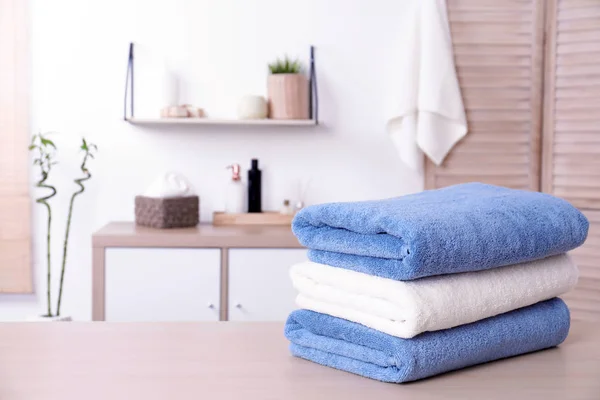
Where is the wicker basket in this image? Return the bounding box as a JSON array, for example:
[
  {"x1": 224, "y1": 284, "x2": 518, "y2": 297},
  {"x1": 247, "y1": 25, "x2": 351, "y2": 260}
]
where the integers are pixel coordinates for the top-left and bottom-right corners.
[{"x1": 135, "y1": 196, "x2": 199, "y2": 229}]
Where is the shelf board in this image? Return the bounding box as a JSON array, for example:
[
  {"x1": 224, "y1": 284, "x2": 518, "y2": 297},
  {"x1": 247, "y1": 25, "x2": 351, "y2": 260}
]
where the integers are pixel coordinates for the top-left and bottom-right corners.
[{"x1": 126, "y1": 118, "x2": 317, "y2": 127}]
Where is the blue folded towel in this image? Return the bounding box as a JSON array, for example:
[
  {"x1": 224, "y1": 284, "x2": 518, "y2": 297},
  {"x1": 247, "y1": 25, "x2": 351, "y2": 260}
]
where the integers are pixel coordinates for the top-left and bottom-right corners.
[
  {"x1": 285, "y1": 298, "x2": 570, "y2": 383},
  {"x1": 292, "y1": 183, "x2": 588, "y2": 280}
]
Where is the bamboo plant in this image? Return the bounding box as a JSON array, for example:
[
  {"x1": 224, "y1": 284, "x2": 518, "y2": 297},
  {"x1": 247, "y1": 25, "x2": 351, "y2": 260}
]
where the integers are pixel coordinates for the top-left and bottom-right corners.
[
  {"x1": 29, "y1": 133, "x2": 58, "y2": 317},
  {"x1": 29, "y1": 134, "x2": 97, "y2": 317},
  {"x1": 56, "y1": 139, "x2": 97, "y2": 316}
]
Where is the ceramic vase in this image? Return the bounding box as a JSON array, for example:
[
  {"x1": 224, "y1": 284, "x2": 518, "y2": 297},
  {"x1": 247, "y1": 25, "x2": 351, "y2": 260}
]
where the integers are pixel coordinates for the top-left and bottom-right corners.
[{"x1": 237, "y1": 95, "x2": 268, "y2": 119}]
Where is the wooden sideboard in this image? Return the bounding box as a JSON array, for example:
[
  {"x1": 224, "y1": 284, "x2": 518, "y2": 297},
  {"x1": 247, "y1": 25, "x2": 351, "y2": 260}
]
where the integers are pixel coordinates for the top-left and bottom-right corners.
[{"x1": 92, "y1": 222, "x2": 306, "y2": 322}]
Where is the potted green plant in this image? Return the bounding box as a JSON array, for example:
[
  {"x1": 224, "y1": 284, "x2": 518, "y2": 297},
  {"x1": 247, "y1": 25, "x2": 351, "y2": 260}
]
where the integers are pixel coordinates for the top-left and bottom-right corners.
[
  {"x1": 28, "y1": 133, "x2": 97, "y2": 321},
  {"x1": 267, "y1": 56, "x2": 309, "y2": 120}
]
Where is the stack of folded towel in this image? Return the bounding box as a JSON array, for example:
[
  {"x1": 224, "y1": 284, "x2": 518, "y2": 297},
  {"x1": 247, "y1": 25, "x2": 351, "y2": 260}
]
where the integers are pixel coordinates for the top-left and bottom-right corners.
[{"x1": 284, "y1": 183, "x2": 589, "y2": 383}]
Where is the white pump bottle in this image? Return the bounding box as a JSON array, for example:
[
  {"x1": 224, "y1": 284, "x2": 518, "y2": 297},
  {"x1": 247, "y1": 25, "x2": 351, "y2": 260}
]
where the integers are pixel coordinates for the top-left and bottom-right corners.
[{"x1": 224, "y1": 164, "x2": 246, "y2": 213}]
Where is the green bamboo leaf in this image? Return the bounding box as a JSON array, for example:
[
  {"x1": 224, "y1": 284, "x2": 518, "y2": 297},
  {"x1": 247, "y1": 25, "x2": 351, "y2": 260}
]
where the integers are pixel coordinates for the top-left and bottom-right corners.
[
  {"x1": 28, "y1": 145, "x2": 36, "y2": 150},
  {"x1": 41, "y1": 138, "x2": 56, "y2": 148}
]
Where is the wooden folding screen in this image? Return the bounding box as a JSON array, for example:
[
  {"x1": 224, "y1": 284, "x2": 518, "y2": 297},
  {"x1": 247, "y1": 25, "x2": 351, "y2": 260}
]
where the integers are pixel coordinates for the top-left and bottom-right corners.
[
  {"x1": 423, "y1": 0, "x2": 600, "y2": 321},
  {"x1": 543, "y1": 0, "x2": 600, "y2": 321},
  {"x1": 424, "y1": 0, "x2": 546, "y2": 191},
  {"x1": 0, "y1": 0, "x2": 32, "y2": 292}
]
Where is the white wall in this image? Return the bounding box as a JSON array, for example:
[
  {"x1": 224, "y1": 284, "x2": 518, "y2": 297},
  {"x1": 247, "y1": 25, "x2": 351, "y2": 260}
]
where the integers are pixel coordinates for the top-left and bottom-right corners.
[{"x1": 0, "y1": 0, "x2": 421, "y2": 320}]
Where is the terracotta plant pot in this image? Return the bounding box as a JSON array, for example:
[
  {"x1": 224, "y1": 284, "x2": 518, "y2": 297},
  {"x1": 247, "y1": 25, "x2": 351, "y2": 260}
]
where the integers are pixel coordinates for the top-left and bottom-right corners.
[{"x1": 267, "y1": 74, "x2": 309, "y2": 120}]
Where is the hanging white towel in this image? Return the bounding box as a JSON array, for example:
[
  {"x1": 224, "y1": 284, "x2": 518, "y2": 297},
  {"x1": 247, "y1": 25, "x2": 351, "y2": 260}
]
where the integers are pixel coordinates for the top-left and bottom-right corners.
[{"x1": 387, "y1": 0, "x2": 467, "y2": 170}]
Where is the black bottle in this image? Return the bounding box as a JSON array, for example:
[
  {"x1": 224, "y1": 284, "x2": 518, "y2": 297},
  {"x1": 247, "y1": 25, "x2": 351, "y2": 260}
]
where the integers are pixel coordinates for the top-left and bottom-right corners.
[{"x1": 247, "y1": 159, "x2": 262, "y2": 213}]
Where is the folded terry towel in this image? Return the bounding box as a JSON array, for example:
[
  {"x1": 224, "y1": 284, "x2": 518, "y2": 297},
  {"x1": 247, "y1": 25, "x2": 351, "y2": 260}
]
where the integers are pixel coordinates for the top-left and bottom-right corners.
[
  {"x1": 290, "y1": 254, "x2": 578, "y2": 338},
  {"x1": 292, "y1": 183, "x2": 588, "y2": 280},
  {"x1": 285, "y1": 298, "x2": 570, "y2": 383}
]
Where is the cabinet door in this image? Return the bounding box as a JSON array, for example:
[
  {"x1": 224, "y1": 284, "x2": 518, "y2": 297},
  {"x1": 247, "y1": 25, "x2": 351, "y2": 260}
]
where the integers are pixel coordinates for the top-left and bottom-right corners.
[
  {"x1": 105, "y1": 248, "x2": 220, "y2": 322},
  {"x1": 228, "y1": 249, "x2": 308, "y2": 321},
  {"x1": 424, "y1": 0, "x2": 545, "y2": 190}
]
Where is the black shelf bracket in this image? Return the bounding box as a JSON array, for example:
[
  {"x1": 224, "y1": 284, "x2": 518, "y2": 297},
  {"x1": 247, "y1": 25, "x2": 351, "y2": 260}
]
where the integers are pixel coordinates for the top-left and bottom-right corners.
[
  {"x1": 309, "y1": 45, "x2": 319, "y2": 125},
  {"x1": 124, "y1": 42, "x2": 134, "y2": 121}
]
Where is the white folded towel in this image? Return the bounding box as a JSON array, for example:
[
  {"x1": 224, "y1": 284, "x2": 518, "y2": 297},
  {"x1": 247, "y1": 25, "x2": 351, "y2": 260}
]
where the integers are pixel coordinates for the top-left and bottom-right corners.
[
  {"x1": 290, "y1": 254, "x2": 578, "y2": 339},
  {"x1": 387, "y1": 0, "x2": 467, "y2": 170}
]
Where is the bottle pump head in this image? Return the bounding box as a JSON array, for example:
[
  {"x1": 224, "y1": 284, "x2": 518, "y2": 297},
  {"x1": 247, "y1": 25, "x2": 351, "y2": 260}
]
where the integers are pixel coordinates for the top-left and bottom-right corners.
[
  {"x1": 251, "y1": 159, "x2": 259, "y2": 169},
  {"x1": 227, "y1": 164, "x2": 241, "y2": 181}
]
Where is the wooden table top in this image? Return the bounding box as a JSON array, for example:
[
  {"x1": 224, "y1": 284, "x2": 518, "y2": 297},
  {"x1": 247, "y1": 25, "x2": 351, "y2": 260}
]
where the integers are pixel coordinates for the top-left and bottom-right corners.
[
  {"x1": 1, "y1": 322, "x2": 599, "y2": 400},
  {"x1": 92, "y1": 221, "x2": 302, "y2": 248}
]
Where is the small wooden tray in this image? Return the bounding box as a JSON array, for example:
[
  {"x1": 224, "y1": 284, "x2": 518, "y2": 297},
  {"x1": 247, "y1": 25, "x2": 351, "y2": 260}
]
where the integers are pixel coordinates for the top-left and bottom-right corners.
[{"x1": 212, "y1": 211, "x2": 294, "y2": 226}]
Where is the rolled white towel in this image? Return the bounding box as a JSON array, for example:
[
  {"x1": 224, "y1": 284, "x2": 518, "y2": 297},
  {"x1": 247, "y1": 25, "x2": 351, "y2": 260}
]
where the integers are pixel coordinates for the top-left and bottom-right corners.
[{"x1": 290, "y1": 254, "x2": 578, "y2": 339}]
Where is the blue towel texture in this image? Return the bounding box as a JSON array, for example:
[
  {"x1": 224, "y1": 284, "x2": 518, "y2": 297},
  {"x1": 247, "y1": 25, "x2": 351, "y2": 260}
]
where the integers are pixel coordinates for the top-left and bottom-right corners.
[
  {"x1": 285, "y1": 299, "x2": 570, "y2": 383},
  {"x1": 292, "y1": 183, "x2": 588, "y2": 280}
]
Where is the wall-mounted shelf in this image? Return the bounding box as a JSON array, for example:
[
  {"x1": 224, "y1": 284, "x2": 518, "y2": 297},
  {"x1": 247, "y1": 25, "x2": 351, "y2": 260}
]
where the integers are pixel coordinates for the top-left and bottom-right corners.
[
  {"x1": 126, "y1": 118, "x2": 317, "y2": 127},
  {"x1": 124, "y1": 43, "x2": 319, "y2": 125}
]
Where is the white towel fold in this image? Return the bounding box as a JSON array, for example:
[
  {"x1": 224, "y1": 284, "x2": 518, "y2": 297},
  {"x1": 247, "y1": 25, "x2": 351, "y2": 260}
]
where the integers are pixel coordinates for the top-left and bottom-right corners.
[
  {"x1": 290, "y1": 254, "x2": 578, "y2": 339},
  {"x1": 387, "y1": 0, "x2": 467, "y2": 170}
]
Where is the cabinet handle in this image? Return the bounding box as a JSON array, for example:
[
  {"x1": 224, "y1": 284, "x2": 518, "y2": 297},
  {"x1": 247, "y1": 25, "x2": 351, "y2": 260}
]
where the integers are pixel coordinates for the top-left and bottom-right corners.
[
  {"x1": 207, "y1": 303, "x2": 215, "y2": 309},
  {"x1": 235, "y1": 303, "x2": 242, "y2": 309}
]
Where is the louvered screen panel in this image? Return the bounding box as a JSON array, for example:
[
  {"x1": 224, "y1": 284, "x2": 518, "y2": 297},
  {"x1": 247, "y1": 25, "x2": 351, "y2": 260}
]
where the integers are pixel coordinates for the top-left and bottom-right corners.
[
  {"x1": 543, "y1": 0, "x2": 600, "y2": 321},
  {"x1": 0, "y1": 0, "x2": 32, "y2": 292},
  {"x1": 424, "y1": 0, "x2": 545, "y2": 190},
  {"x1": 563, "y1": 210, "x2": 600, "y2": 322},
  {"x1": 542, "y1": 0, "x2": 600, "y2": 208}
]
